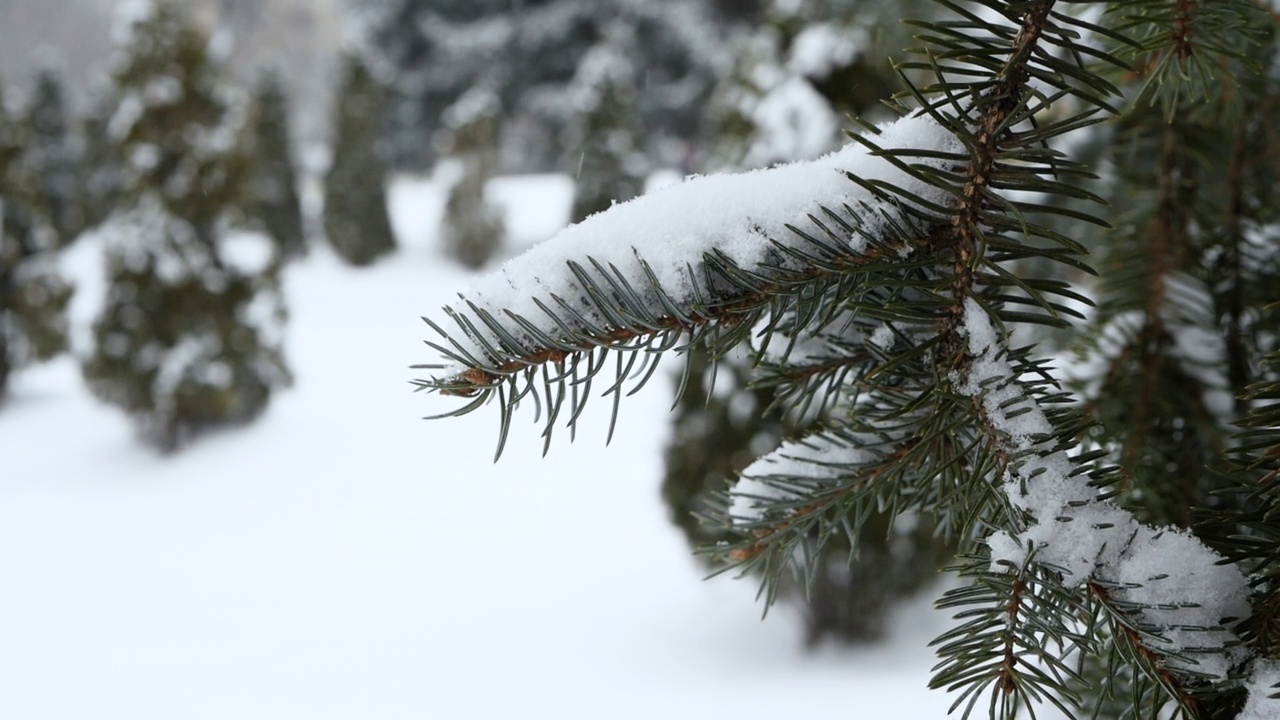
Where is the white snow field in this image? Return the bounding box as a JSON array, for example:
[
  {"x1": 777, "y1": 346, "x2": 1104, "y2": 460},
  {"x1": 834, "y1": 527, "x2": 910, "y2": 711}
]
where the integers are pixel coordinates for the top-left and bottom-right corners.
[{"x1": 0, "y1": 174, "x2": 960, "y2": 719}]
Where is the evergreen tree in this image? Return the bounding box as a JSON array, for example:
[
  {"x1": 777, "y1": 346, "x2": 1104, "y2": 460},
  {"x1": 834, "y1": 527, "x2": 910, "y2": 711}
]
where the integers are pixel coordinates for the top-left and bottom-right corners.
[
  {"x1": 79, "y1": 85, "x2": 124, "y2": 230},
  {"x1": 21, "y1": 62, "x2": 83, "y2": 245},
  {"x1": 564, "y1": 31, "x2": 647, "y2": 225},
  {"x1": 323, "y1": 52, "x2": 396, "y2": 267},
  {"x1": 702, "y1": 0, "x2": 931, "y2": 171},
  {"x1": 0, "y1": 82, "x2": 72, "y2": 401},
  {"x1": 440, "y1": 86, "x2": 504, "y2": 270},
  {"x1": 83, "y1": 2, "x2": 290, "y2": 451},
  {"x1": 358, "y1": 0, "x2": 726, "y2": 172},
  {"x1": 415, "y1": 1, "x2": 1280, "y2": 717},
  {"x1": 249, "y1": 70, "x2": 306, "y2": 261}
]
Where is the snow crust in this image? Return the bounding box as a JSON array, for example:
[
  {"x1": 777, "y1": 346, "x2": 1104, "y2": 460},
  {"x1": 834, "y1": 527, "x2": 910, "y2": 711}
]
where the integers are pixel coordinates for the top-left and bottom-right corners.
[
  {"x1": 441, "y1": 113, "x2": 962, "y2": 367},
  {"x1": 959, "y1": 299, "x2": 1249, "y2": 678}
]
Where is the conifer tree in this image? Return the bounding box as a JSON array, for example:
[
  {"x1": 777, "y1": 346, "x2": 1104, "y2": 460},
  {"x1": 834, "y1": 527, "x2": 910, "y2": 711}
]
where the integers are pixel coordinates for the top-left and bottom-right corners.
[
  {"x1": 440, "y1": 86, "x2": 504, "y2": 270},
  {"x1": 249, "y1": 70, "x2": 306, "y2": 261},
  {"x1": 83, "y1": 1, "x2": 290, "y2": 451},
  {"x1": 323, "y1": 52, "x2": 396, "y2": 267},
  {"x1": 358, "y1": 0, "x2": 725, "y2": 171},
  {"x1": 0, "y1": 81, "x2": 72, "y2": 401},
  {"x1": 21, "y1": 63, "x2": 83, "y2": 245},
  {"x1": 79, "y1": 87, "x2": 124, "y2": 230},
  {"x1": 564, "y1": 33, "x2": 648, "y2": 225}
]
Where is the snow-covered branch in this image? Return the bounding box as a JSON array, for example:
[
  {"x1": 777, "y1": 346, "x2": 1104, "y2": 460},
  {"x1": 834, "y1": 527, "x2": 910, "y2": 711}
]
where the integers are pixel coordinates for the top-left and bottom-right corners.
[
  {"x1": 959, "y1": 299, "x2": 1250, "y2": 679},
  {"x1": 417, "y1": 112, "x2": 963, "y2": 393}
]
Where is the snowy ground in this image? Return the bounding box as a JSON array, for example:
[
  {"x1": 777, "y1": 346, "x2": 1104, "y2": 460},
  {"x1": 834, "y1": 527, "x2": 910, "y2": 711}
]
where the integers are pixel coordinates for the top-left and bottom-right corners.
[{"x1": 0, "y1": 174, "x2": 961, "y2": 719}]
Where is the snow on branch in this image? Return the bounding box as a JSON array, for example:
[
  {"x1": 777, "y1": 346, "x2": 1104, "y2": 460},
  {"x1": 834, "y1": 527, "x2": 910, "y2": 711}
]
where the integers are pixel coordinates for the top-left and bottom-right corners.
[
  {"x1": 959, "y1": 299, "x2": 1250, "y2": 679},
  {"x1": 418, "y1": 113, "x2": 963, "y2": 393},
  {"x1": 1240, "y1": 660, "x2": 1280, "y2": 720},
  {"x1": 729, "y1": 431, "x2": 880, "y2": 523}
]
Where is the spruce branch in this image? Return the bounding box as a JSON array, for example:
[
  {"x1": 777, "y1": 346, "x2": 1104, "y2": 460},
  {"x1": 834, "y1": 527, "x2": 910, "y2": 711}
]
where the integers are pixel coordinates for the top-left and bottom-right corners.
[
  {"x1": 412, "y1": 1, "x2": 1277, "y2": 716},
  {"x1": 414, "y1": 114, "x2": 967, "y2": 451}
]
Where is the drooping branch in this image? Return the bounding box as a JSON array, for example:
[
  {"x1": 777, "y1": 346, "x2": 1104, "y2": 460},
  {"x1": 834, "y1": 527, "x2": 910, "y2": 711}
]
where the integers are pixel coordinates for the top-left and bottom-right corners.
[
  {"x1": 960, "y1": 299, "x2": 1250, "y2": 683},
  {"x1": 414, "y1": 113, "x2": 971, "y2": 453}
]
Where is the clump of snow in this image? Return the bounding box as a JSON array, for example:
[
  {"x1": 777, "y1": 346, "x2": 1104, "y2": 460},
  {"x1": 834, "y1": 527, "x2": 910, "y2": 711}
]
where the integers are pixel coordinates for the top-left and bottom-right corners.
[
  {"x1": 436, "y1": 112, "x2": 963, "y2": 368},
  {"x1": 787, "y1": 23, "x2": 863, "y2": 79},
  {"x1": 108, "y1": 94, "x2": 145, "y2": 142},
  {"x1": 959, "y1": 299, "x2": 1249, "y2": 678},
  {"x1": 1240, "y1": 660, "x2": 1280, "y2": 720},
  {"x1": 730, "y1": 432, "x2": 872, "y2": 521},
  {"x1": 111, "y1": 0, "x2": 155, "y2": 46},
  {"x1": 442, "y1": 86, "x2": 500, "y2": 132},
  {"x1": 869, "y1": 323, "x2": 895, "y2": 350},
  {"x1": 142, "y1": 76, "x2": 184, "y2": 107},
  {"x1": 220, "y1": 230, "x2": 276, "y2": 276},
  {"x1": 153, "y1": 332, "x2": 221, "y2": 414},
  {"x1": 744, "y1": 76, "x2": 841, "y2": 167},
  {"x1": 239, "y1": 289, "x2": 285, "y2": 349}
]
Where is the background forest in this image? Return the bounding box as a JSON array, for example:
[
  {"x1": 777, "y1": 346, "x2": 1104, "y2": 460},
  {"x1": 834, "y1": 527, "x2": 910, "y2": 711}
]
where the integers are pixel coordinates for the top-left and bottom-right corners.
[{"x1": 1, "y1": 0, "x2": 1279, "y2": 718}]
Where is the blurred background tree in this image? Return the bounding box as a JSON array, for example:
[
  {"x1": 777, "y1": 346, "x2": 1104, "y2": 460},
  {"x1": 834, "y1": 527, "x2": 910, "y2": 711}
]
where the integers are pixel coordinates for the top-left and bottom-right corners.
[
  {"x1": 0, "y1": 79, "x2": 72, "y2": 402},
  {"x1": 563, "y1": 25, "x2": 647, "y2": 224},
  {"x1": 248, "y1": 69, "x2": 306, "y2": 262},
  {"x1": 21, "y1": 61, "x2": 85, "y2": 246},
  {"x1": 78, "y1": 87, "x2": 124, "y2": 232},
  {"x1": 439, "y1": 85, "x2": 505, "y2": 270},
  {"x1": 81, "y1": 1, "x2": 290, "y2": 451},
  {"x1": 323, "y1": 51, "x2": 397, "y2": 267},
  {"x1": 356, "y1": 0, "x2": 726, "y2": 173}
]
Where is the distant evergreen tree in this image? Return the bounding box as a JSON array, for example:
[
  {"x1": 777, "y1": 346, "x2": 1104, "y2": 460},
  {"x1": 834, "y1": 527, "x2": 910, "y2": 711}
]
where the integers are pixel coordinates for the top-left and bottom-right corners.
[
  {"x1": 21, "y1": 63, "x2": 84, "y2": 245},
  {"x1": 83, "y1": 2, "x2": 290, "y2": 451},
  {"x1": 564, "y1": 33, "x2": 647, "y2": 224},
  {"x1": 702, "y1": 0, "x2": 921, "y2": 171},
  {"x1": 701, "y1": 29, "x2": 787, "y2": 172},
  {"x1": 248, "y1": 70, "x2": 306, "y2": 261},
  {"x1": 440, "y1": 86, "x2": 504, "y2": 270},
  {"x1": 323, "y1": 52, "x2": 396, "y2": 267},
  {"x1": 79, "y1": 86, "x2": 124, "y2": 230},
  {"x1": 0, "y1": 81, "x2": 72, "y2": 401},
  {"x1": 359, "y1": 0, "x2": 725, "y2": 172},
  {"x1": 352, "y1": 0, "x2": 514, "y2": 169}
]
